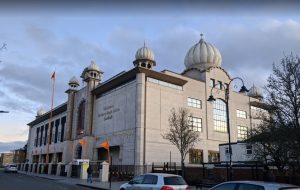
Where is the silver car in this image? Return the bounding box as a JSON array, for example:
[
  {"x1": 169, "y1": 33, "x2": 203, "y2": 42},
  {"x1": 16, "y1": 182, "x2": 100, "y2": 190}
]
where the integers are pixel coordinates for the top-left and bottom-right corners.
[
  {"x1": 120, "y1": 173, "x2": 189, "y2": 190},
  {"x1": 209, "y1": 181, "x2": 300, "y2": 190},
  {"x1": 4, "y1": 164, "x2": 18, "y2": 173}
]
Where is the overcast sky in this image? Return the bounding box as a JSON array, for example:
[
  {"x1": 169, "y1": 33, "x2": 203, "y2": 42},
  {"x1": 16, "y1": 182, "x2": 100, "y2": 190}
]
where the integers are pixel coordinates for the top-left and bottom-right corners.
[{"x1": 1, "y1": 1, "x2": 300, "y2": 152}]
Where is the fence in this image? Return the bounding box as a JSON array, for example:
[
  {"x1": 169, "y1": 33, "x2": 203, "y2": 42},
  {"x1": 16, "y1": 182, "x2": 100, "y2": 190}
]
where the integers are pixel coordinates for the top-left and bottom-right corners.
[
  {"x1": 110, "y1": 165, "x2": 151, "y2": 181},
  {"x1": 90, "y1": 161, "x2": 102, "y2": 178}
]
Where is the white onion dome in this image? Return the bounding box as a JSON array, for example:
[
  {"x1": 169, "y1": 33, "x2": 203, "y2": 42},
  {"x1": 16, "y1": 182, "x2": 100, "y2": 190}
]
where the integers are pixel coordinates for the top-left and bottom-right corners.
[
  {"x1": 87, "y1": 61, "x2": 101, "y2": 72},
  {"x1": 135, "y1": 43, "x2": 155, "y2": 62},
  {"x1": 248, "y1": 85, "x2": 263, "y2": 99},
  {"x1": 37, "y1": 108, "x2": 46, "y2": 116},
  {"x1": 184, "y1": 36, "x2": 222, "y2": 70},
  {"x1": 68, "y1": 76, "x2": 79, "y2": 86}
]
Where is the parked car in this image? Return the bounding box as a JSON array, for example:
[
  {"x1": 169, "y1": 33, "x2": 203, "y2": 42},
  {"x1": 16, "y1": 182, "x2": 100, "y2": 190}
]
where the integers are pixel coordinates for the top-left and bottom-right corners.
[
  {"x1": 4, "y1": 164, "x2": 18, "y2": 173},
  {"x1": 209, "y1": 181, "x2": 300, "y2": 190},
  {"x1": 120, "y1": 173, "x2": 189, "y2": 190}
]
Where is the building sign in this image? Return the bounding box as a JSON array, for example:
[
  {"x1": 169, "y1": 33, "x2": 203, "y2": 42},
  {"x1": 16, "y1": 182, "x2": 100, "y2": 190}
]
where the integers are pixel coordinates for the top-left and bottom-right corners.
[{"x1": 97, "y1": 105, "x2": 120, "y2": 121}]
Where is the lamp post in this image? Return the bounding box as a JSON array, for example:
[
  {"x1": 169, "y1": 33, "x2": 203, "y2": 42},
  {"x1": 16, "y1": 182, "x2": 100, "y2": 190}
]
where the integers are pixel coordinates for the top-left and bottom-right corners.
[{"x1": 207, "y1": 77, "x2": 248, "y2": 181}]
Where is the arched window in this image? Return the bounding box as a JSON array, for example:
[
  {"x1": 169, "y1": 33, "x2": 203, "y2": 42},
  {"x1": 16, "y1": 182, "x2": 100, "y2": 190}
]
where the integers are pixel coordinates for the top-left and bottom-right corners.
[
  {"x1": 213, "y1": 99, "x2": 227, "y2": 132},
  {"x1": 77, "y1": 100, "x2": 85, "y2": 135},
  {"x1": 141, "y1": 62, "x2": 146, "y2": 67}
]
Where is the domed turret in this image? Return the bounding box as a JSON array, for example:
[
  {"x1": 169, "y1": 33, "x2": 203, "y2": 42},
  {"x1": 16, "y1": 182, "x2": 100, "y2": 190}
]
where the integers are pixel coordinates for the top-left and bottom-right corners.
[
  {"x1": 81, "y1": 61, "x2": 103, "y2": 82},
  {"x1": 184, "y1": 34, "x2": 222, "y2": 71},
  {"x1": 248, "y1": 84, "x2": 263, "y2": 100},
  {"x1": 133, "y1": 42, "x2": 156, "y2": 69},
  {"x1": 68, "y1": 76, "x2": 79, "y2": 90},
  {"x1": 37, "y1": 108, "x2": 46, "y2": 117}
]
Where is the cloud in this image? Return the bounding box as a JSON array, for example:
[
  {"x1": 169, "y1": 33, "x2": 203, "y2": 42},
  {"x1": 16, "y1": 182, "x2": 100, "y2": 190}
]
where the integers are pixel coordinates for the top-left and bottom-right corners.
[{"x1": 0, "y1": 141, "x2": 27, "y2": 153}]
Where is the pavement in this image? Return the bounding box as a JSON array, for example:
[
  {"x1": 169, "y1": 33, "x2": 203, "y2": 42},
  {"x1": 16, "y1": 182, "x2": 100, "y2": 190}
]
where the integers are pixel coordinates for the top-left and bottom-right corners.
[{"x1": 17, "y1": 170, "x2": 126, "y2": 190}]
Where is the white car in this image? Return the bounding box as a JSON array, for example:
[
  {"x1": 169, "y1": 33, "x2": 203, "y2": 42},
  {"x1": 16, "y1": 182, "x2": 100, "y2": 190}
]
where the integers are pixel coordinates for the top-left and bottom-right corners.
[
  {"x1": 4, "y1": 164, "x2": 18, "y2": 173},
  {"x1": 209, "y1": 181, "x2": 300, "y2": 190},
  {"x1": 120, "y1": 173, "x2": 189, "y2": 190}
]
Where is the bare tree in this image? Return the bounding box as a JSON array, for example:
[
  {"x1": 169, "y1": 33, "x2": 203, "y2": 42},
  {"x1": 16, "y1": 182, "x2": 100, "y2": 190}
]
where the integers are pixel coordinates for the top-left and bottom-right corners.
[
  {"x1": 162, "y1": 107, "x2": 199, "y2": 177},
  {"x1": 248, "y1": 54, "x2": 300, "y2": 175}
]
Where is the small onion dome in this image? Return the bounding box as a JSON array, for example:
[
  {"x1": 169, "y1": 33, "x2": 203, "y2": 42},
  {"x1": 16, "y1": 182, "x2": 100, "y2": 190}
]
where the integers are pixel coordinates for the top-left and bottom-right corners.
[
  {"x1": 68, "y1": 76, "x2": 79, "y2": 86},
  {"x1": 37, "y1": 108, "x2": 46, "y2": 116},
  {"x1": 135, "y1": 43, "x2": 155, "y2": 62},
  {"x1": 87, "y1": 61, "x2": 102, "y2": 73},
  {"x1": 184, "y1": 34, "x2": 222, "y2": 70},
  {"x1": 248, "y1": 84, "x2": 263, "y2": 99}
]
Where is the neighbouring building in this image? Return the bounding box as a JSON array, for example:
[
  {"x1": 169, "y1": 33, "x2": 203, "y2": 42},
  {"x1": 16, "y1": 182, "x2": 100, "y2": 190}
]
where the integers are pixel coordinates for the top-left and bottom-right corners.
[
  {"x1": 26, "y1": 36, "x2": 267, "y2": 167},
  {"x1": 0, "y1": 152, "x2": 14, "y2": 166},
  {"x1": 13, "y1": 147, "x2": 27, "y2": 164}
]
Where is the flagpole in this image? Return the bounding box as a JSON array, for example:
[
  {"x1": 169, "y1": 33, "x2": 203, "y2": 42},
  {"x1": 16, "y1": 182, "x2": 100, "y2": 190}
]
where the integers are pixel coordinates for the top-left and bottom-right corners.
[{"x1": 46, "y1": 72, "x2": 56, "y2": 164}]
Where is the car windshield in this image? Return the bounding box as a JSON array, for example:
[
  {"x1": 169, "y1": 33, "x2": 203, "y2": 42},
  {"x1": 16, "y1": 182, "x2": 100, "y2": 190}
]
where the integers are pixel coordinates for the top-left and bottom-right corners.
[{"x1": 164, "y1": 176, "x2": 187, "y2": 185}]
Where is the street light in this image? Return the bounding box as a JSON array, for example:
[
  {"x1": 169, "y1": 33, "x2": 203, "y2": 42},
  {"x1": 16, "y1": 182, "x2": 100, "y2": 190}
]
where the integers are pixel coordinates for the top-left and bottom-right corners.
[{"x1": 207, "y1": 77, "x2": 248, "y2": 181}]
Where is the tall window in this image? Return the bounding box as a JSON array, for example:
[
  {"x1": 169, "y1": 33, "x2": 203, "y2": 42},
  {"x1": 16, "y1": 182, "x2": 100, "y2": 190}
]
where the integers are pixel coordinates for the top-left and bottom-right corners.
[
  {"x1": 189, "y1": 149, "x2": 203, "y2": 164},
  {"x1": 189, "y1": 116, "x2": 202, "y2": 132},
  {"x1": 218, "y1": 81, "x2": 222, "y2": 90},
  {"x1": 237, "y1": 110, "x2": 247, "y2": 119},
  {"x1": 213, "y1": 99, "x2": 227, "y2": 132},
  {"x1": 210, "y1": 78, "x2": 215, "y2": 87},
  {"x1": 187, "y1": 97, "x2": 201, "y2": 109},
  {"x1": 77, "y1": 100, "x2": 86, "y2": 135},
  {"x1": 237, "y1": 126, "x2": 248, "y2": 140},
  {"x1": 60, "y1": 116, "x2": 66, "y2": 142}
]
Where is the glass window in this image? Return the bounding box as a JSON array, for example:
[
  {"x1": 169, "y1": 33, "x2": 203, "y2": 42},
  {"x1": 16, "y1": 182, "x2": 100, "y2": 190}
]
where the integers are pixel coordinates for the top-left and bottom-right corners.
[
  {"x1": 189, "y1": 116, "x2": 202, "y2": 132},
  {"x1": 213, "y1": 99, "x2": 227, "y2": 132},
  {"x1": 237, "y1": 126, "x2": 248, "y2": 140},
  {"x1": 208, "y1": 151, "x2": 220, "y2": 163},
  {"x1": 212, "y1": 183, "x2": 236, "y2": 190},
  {"x1": 142, "y1": 175, "x2": 158, "y2": 184},
  {"x1": 132, "y1": 175, "x2": 144, "y2": 184},
  {"x1": 77, "y1": 100, "x2": 86, "y2": 136},
  {"x1": 189, "y1": 149, "x2": 203, "y2": 164},
  {"x1": 225, "y1": 147, "x2": 229, "y2": 155},
  {"x1": 218, "y1": 81, "x2": 222, "y2": 90},
  {"x1": 246, "y1": 145, "x2": 252, "y2": 155},
  {"x1": 187, "y1": 97, "x2": 202, "y2": 109},
  {"x1": 237, "y1": 110, "x2": 247, "y2": 119},
  {"x1": 164, "y1": 176, "x2": 187, "y2": 185},
  {"x1": 210, "y1": 78, "x2": 215, "y2": 87},
  {"x1": 238, "y1": 184, "x2": 264, "y2": 190}
]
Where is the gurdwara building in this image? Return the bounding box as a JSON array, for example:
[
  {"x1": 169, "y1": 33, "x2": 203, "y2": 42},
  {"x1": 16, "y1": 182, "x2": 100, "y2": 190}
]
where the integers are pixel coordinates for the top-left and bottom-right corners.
[{"x1": 26, "y1": 36, "x2": 265, "y2": 166}]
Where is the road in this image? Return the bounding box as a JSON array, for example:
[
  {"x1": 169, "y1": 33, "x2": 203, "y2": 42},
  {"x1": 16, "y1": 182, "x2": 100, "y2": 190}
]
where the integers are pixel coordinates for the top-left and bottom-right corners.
[{"x1": 0, "y1": 169, "x2": 91, "y2": 190}]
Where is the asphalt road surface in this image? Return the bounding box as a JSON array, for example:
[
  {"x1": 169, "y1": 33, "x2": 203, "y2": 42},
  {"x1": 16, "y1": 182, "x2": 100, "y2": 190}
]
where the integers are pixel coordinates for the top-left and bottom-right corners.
[{"x1": 0, "y1": 169, "x2": 91, "y2": 190}]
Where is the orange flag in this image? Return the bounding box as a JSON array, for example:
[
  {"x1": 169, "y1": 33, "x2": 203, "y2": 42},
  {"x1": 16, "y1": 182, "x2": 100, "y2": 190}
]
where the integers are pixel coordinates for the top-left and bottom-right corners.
[
  {"x1": 79, "y1": 139, "x2": 87, "y2": 145},
  {"x1": 100, "y1": 140, "x2": 109, "y2": 150}
]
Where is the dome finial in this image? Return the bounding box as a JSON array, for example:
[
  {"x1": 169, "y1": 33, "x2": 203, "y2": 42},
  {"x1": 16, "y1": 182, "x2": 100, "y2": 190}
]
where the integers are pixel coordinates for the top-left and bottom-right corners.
[
  {"x1": 144, "y1": 40, "x2": 146, "y2": 47},
  {"x1": 200, "y1": 33, "x2": 204, "y2": 39}
]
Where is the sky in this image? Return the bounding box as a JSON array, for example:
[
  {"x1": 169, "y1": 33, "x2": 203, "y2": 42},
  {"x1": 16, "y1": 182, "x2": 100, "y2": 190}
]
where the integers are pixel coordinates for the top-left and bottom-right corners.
[{"x1": 1, "y1": 1, "x2": 300, "y2": 152}]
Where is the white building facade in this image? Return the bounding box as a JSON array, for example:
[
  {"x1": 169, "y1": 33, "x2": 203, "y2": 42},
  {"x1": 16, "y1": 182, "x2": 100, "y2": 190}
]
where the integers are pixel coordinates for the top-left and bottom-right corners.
[{"x1": 26, "y1": 37, "x2": 266, "y2": 167}]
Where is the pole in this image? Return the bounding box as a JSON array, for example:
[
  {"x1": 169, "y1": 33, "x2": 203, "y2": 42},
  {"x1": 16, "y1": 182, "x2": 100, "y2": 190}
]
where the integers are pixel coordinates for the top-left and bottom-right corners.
[
  {"x1": 46, "y1": 73, "x2": 55, "y2": 164},
  {"x1": 225, "y1": 88, "x2": 233, "y2": 181}
]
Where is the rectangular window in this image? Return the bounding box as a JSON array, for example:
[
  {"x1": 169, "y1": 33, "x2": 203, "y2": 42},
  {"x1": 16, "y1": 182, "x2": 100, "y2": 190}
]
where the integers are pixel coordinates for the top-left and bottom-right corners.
[
  {"x1": 44, "y1": 124, "x2": 48, "y2": 145},
  {"x1": 40, "y1": 125, "x2": 44, "y2": 146},
  {"x1": 236, "y1": 110, "x2": 247, "y2": 119},
  {"x1": 246, "y1": 145, "x2": 252, "y2": 155},
  {"x1": 208, "y1": 151, "x2": 220, "y2": 163},
  {"x1": 187, "y1": 97, "x2": 202, "y2": 109},
  {"x1": 189, "y1": 116, "x2": 202, "y2": 132},
  {"x1": 55, "y1": 119, "x2": 60, "y2": 143},
  {"x1": 36, "y1": 127, "x2": 40, "y2": 147},
  {"x1": 61, "y1": 116, "x2": 66, "y2": 142},
  {"x1": 237, "y1": 126, "x2": 248, "y2": 140},
  {"x1": 225, "y1": 147, "x2": 229, "y2": 155},
  {"x1": 210, "y1": 78, "x2": 215, "y2": 87},
  {"x1": 189, "y1": 149, "x2": 203, "y2": 164},
  {"x1": 218, "y1": 81, "x2": 222, "y2": 90}
]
